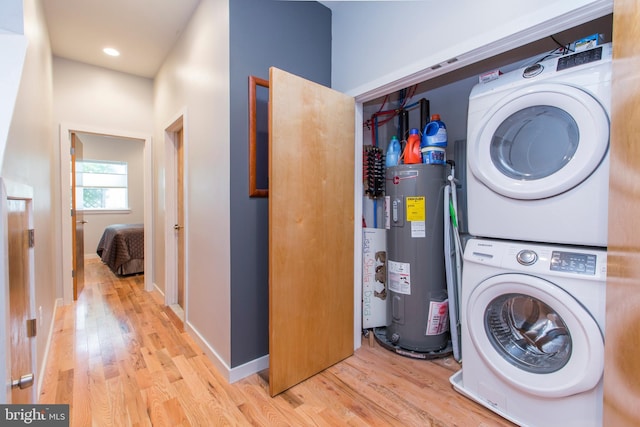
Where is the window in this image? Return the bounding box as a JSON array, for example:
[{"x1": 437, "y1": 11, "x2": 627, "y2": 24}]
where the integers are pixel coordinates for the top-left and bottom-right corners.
[{"x1": 76, "y1": 160, "x2": 128, "y2": 210}]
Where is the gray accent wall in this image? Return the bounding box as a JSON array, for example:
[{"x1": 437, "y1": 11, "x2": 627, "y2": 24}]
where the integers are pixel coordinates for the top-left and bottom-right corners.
[{"x1": 229, "y1": 0, "x2": 331, "y2": 367}]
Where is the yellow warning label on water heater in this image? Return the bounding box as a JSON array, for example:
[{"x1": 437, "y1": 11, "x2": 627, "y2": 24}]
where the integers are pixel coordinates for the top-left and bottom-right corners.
[{"x1": 405, "y1": 196, "x2": 426, "y2": 221}]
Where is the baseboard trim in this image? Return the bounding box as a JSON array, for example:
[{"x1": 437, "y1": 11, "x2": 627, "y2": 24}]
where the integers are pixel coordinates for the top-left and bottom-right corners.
[
  {"x1": 183, "y1": 321, "x2": 269, "y2": 384},
  {"x1": 229, "y1": 354, "x2": 269, "y2": 384},
  {"x1": 153, "y1": 282, "x2": 164, "y2": 296},
  {"x1": 184, "y1": 321, "x2": 231, "y2": 381}
]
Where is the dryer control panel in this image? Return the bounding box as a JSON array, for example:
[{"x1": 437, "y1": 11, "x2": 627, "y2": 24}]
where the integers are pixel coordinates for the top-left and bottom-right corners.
[{"x1": 557, "y1": 46, "x2": 603, "y2": 71}]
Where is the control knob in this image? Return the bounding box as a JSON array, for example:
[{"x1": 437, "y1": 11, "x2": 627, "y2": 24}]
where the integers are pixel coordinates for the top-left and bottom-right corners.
[{"x1": 517, "y1": 249, "x2": 538, "y2": 266}]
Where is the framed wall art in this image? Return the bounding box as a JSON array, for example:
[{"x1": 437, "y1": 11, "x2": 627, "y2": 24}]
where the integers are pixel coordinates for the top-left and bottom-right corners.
[{"x1": 249, "y1": 75, "x2": 269, "y2": 197}]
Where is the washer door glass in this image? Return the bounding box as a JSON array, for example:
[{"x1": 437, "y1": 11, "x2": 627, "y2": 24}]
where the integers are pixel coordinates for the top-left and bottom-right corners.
[
  {"x1": 466, "y1": 274, "x2": 603, "y2": 398},
  {"x1": 485, "y1": 293, "x2": 571, "y2": 374},
  {"x1": 468, "y1": 83, "x2": 609, "y2": 200}
]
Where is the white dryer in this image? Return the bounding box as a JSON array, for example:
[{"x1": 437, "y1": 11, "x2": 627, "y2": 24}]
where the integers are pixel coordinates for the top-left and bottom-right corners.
[
  {"x1": 466, "y1": 43, "x2": 611, "y2": 247},
  {"x1": 450, "y1": 238, "x2": 606, "y2": 427}
]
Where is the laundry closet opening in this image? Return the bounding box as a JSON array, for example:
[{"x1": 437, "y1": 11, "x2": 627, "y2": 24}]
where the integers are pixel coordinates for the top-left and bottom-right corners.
[
  {"x1": 359, "y1": 11, "x2": 613, "y2": 357},
  {"x1": 359, "y1": 11, "x2": 613, "y2": 427}
]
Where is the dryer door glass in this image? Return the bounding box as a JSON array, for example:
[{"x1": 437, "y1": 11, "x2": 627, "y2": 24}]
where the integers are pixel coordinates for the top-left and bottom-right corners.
[
  {"x1": 490, "y1": 106, "x2": 579, "y2": 180},
  {"x1": 468, "y1": 83, "x2": 609, "y2": 200},
  {"x1": 485, "y1": 293, "x2": 571, "y2": 374}
]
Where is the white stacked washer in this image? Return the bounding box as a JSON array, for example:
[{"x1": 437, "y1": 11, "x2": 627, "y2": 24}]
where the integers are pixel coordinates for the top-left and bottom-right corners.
[
  {"x1": 452, "y1": 43, "x2": 612, "y2": 426},
  {"x1": 466, "y1": 43, "x2": 611, "y2": 247},
  {"x1": 451, "y1": 238, "x2": 606, "y2": 427}
]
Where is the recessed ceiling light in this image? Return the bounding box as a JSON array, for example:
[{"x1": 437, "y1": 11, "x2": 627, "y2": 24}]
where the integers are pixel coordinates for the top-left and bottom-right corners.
[{"x1": 103, "y1": 47, "x2": 120, "y2": 57}]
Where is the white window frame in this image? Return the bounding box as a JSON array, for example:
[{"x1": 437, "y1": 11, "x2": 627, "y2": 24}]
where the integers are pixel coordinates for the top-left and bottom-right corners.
[{"x1": 76, "y1": 159, "x2": 131, "y2": 213}]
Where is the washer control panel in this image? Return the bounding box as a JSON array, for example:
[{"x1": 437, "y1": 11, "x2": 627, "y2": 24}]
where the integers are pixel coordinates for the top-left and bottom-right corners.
[
  {"x1": 550, "y1": 251, "x2": 597, "y2": 275},
  {"x1": 464, "y1": 238, "x2": 607, "y2": 279}
]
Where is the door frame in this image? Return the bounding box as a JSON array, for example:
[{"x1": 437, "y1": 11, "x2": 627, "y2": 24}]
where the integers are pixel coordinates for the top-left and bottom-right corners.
[
  {"x1": 71, "y1": 133, "x2": 84, "y2": 301},
  {"x1": 0, "y1": 178, "x2": 36, "y2": 403},
  {"x1": 163, "y1": 110, "x2": 188, "y2": 315},
  {"x1": 59, "y1": 124, "x2": 153, "y2": 304}
]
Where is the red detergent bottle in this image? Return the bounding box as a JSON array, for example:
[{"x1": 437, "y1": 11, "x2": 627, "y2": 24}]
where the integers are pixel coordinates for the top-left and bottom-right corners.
[{"x1": 403, "y1": 128, "x2": 422, "y2": 164}]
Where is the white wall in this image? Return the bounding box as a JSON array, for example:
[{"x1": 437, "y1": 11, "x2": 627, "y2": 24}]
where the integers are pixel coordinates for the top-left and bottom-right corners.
[
  {"x1": 330, "y1": 0, "x2": 612, "y2": 98},
  {"x1": 52, "y1": 57, "x2": 154, "y2": 130},
  {"x1": 154, "y1": 0, "x2": 232, "y2": 369},
  {"x1": 0, "y1": 0, "x2": 23, "y2": 34},
  {"x1": 1, "y1": 0, "x2": 55, "y2": 401},
  {"x1": 0, "y1": 3, "x2": 27, "y2": 168},
  {"x1": 77, "y1": 133, "x2": 145, "y2": 258}
]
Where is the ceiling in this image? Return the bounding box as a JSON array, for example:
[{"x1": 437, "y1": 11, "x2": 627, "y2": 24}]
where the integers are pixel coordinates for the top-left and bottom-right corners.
[
  {"x1": 41, "y1": 0, "x2": 202, "y2": 78},
  {"x1": 40, "y1": 1, "x2": 613, "y2": 96},
  {"x1": 41, "y1": 1, "x2": 347, "y2": 79}
]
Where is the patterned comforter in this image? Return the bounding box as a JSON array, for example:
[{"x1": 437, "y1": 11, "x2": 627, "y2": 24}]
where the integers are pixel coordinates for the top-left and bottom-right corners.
[{"x1": 96, "y1": 223, "x2": 144, "y2": 274}]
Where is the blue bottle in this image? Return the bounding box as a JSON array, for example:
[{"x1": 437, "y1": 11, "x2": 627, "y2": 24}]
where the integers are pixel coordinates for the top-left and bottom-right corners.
[
  {"x1": 385, "y1": 136, "x2": 401, "y2": 167},
  {"x1": 422, "y1": 114, "x2": 448, "y2": 148}
]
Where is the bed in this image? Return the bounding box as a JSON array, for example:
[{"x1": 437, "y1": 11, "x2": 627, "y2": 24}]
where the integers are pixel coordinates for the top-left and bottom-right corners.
[{"x1": 96, "y1": 223, "x2": 144, "y2": 275}]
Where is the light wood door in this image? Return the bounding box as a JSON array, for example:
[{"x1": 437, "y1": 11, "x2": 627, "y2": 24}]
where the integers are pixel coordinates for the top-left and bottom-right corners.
[
  {"x1": 71, "y1": 133, "x2": 85, "y2": 300},
  {"x1": 604, "y1": 2, "x2": 640, "y2": 426},
  {"x1": 8, "y1": 198, "x2": 33, "y2": 403},
  {"x1": 177, "y1": 128, "x2": 185, "y2": 308},
  {"x1": 268, "y1": 67, "x2": 355, "y2": 396}
]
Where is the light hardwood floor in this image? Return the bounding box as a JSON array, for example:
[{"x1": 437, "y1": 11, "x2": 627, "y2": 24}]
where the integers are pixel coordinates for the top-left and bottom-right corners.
[{"x1": 38, "y1": 258, "x2": 515, "y2": 426}]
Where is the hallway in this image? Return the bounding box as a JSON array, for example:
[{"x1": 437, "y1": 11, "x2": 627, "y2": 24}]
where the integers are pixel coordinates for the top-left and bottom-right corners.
[{"x1": 38, "y1": 259, "x2": 513, "y2": 426}]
